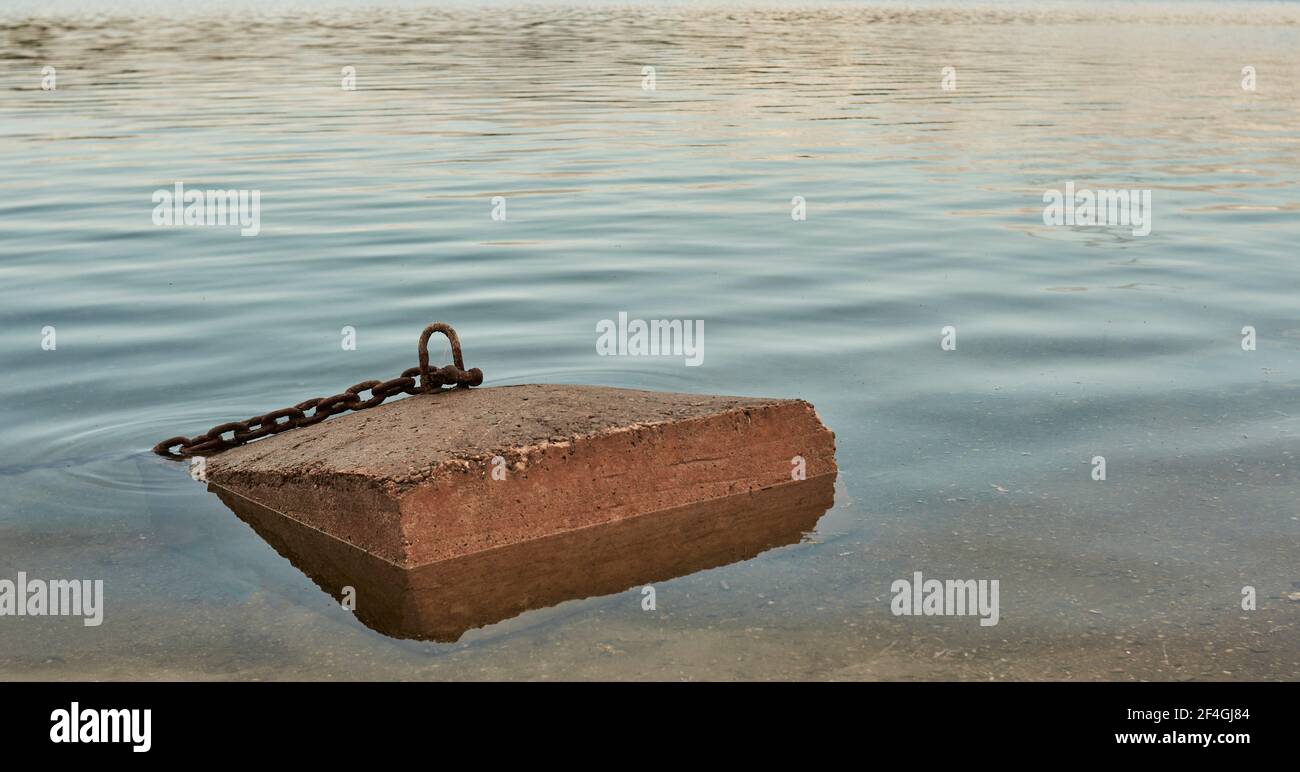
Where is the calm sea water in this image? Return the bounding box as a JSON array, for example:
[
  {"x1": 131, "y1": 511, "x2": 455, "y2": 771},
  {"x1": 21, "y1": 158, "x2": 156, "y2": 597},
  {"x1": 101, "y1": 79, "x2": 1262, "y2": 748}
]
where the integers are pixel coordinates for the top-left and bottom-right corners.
[{"x1": 1, "y1": 1, "x2": 1296, "y2": 680}]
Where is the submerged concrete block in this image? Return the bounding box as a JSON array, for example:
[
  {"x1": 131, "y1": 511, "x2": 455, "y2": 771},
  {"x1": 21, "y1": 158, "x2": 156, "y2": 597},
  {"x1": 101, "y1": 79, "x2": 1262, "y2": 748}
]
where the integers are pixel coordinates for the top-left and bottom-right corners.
[
  {"x1": 207, "y1": 384, "x2": 836, "y2": 568},
  {"x1": 213, "y1": 473, "x2": 836, "y2": 641}
]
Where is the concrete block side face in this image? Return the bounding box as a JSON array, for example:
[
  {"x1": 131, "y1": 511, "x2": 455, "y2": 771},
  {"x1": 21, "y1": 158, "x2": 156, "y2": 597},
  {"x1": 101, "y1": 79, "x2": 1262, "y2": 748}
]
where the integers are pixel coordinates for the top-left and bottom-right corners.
[
  {"x1": 208, "y1": 471, "x2": 408, "y2": 565},
  {"x1": 395, "y1": 400, "x2": 836, "y2": 567},
  {"x1": 212, "y1": 470, "x2": 837, "y2": 642}
]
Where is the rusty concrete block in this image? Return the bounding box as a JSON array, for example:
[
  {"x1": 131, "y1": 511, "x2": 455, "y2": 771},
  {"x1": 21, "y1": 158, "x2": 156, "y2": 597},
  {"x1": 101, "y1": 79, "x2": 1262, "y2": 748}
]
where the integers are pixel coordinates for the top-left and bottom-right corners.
[{"x1": 207, "y1": 384, "x2": 836, "y2": 568}]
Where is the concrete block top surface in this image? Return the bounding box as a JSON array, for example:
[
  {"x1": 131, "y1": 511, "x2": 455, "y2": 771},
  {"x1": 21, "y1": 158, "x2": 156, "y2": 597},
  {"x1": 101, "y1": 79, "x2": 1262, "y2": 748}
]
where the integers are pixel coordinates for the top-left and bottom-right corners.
[{"x1": 209, "y1": 384, "x2": 807, "y2": 485}]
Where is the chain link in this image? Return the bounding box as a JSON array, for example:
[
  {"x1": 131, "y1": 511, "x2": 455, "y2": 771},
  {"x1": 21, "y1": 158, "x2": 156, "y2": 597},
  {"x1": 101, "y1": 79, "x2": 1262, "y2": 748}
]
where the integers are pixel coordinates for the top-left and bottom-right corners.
[{"x1": 153, "y1": 323, "x2": 483, "y2": 459}]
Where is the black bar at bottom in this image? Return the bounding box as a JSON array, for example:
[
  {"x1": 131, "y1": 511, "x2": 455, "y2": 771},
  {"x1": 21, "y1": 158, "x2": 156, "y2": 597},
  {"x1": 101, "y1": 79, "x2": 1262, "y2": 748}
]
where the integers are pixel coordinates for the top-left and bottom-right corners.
[{"x1": 0, "y1": 681, "x2": 1287, "y2": 757}]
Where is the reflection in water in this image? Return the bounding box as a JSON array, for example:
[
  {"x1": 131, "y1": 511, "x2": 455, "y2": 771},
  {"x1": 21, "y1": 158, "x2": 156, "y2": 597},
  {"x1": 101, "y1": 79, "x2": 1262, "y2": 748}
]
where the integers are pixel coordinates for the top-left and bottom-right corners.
[{"x1": 211, "y1": 474, "x2": 835, "y2": 642}]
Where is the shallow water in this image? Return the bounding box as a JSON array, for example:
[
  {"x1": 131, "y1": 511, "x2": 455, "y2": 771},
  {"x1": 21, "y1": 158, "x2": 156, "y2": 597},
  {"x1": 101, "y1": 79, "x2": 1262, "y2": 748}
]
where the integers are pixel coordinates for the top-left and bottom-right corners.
[{"x1": 0, "y1": 1, "x2": 1296, "y2": 680}]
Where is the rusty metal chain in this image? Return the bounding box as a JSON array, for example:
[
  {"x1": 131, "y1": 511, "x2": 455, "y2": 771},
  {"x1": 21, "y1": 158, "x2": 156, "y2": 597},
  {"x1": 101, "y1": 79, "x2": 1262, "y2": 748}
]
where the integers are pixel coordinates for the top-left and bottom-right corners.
[{"x1": 153, "y1": 322, "x2": 483, "y2": 459}]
